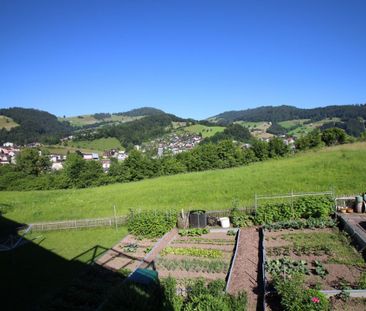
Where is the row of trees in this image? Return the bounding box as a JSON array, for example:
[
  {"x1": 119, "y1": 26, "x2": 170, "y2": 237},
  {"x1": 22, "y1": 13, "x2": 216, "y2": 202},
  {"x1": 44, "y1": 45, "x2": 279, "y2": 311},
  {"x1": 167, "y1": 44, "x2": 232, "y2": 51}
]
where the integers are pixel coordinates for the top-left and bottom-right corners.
[
  {"x1": 0, "y1": 127, "x2": 354, "y2": 191},
  {"x1": 295, "y1": 128, "x2": 348, "y2": 150},
  {"x1": 0, "y1": 137, "x2": 291, "y2": 191}
]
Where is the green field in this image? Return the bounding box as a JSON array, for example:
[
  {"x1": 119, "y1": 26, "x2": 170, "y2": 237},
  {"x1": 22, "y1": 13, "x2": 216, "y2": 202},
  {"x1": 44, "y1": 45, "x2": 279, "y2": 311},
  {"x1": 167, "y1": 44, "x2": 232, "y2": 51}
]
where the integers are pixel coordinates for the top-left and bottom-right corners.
[
  {"x1": 0, "y1": 115, "x2": 19, "y2": 130},
  {"x1": 2, "y1": 143, "x2": 366, "y2": 224},
  {"x1": 27, "y1": 226, "x2": 127, "y2": 261},
  {"x1": 66, "y1": 137, "x2": 123, "y2": 151},
  {"x1": 280, "y1": 118, "x2": 342, "y2": 137},
  {"x1": 42, "y1": 144, "x2": 101, "y2": 155},
  {"x1": 184, "y1": 124, "x2": 225, "y2": 138},
  {"x1": 62, "y1": 114, "x2": 141, "y2": 127}
]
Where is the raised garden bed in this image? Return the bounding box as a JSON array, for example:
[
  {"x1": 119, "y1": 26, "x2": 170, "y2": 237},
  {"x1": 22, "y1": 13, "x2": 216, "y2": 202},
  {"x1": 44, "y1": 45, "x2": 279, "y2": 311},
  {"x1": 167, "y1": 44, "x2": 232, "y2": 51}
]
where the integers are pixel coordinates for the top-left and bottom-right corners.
[
  {"x1": 155, "y1": 230, "x2": 237, "y2": 282},
  {"x1": 96, "y1": 234, "x2": 160, "y2": 272},
  {"x1": 264, "y1": 227, "x2": 366, "y2": 291}
]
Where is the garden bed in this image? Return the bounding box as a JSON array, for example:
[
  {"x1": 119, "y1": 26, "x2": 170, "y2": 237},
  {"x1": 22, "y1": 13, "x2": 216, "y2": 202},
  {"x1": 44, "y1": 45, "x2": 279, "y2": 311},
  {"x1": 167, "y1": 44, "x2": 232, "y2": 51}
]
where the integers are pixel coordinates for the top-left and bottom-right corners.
[
  {"x1": 155, "y1": 230, "x2": 237, "y2": 282},
  {"x1": 96, "y1": 234, "x2": 160, "y2": 272},
  {"x1": 264, "y1": 227, "x2": 366, "y2": 291}
]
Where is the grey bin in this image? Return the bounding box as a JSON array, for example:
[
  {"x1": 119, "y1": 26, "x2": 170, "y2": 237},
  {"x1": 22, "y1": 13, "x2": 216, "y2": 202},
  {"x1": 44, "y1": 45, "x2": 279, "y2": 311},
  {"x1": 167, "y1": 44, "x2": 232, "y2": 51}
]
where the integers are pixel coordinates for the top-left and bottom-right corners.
[{"x1": 189, "y1": 210, "x2": 207, "y2": 228}]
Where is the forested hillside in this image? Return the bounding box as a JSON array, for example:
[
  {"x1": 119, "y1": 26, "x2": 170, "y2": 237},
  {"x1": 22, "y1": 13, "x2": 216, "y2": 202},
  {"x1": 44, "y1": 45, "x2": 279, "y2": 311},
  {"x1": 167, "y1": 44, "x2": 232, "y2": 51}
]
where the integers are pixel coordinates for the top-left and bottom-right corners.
[
  {"x1": 0, "y1": 108, "x2": 72, "y2": 144},
  {"x1": 75, "y1": 113, "x2": 188, "y2": 149},
  {"x1": 212, "y1": 104, "x2": 366, "y2": 123}
]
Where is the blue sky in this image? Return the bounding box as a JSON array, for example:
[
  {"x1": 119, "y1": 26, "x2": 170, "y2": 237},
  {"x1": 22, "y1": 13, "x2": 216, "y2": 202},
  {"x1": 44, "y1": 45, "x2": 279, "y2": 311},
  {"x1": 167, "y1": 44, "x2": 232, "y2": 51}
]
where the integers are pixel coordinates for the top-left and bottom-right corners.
[{"x1": 0, "y1": 0, "x2": 365, "y2": 119}]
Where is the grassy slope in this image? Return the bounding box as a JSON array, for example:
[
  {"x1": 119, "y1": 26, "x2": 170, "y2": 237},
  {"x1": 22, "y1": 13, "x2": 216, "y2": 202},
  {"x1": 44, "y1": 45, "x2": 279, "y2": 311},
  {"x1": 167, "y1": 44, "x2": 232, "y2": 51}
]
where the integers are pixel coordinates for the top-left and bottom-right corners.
[
  {"x1": 66, "y1": 137, "x2": 123, "y2": 151},
  {"x1": 184, "y1": 124, "x2": 225, "y2": 138},
  {"x1": 0, "y1": 115, "x2": 19, "y2": 130},
  {"x1": 62, "y1": 114, "x2": 141, "y2": 127},
  {"x1": 2, "y1": 143, "x2": 366, "y2": 224}
]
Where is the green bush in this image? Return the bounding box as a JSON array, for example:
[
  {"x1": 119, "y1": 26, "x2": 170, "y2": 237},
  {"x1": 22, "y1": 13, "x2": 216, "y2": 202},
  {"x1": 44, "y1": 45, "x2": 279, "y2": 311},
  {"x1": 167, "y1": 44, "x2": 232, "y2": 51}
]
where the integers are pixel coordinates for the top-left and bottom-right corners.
[
  {"x1": 127, "y1": 210, "x2": 177, "y2": 238},
  {"x1": 255, "y1": 196, "x2": 334, "y2": 224},
  {"x1": 275, "y1": 275, "x2": 329, "y2": 311},
  {"x1": 230, "y1": 207, "x2": 254, "y2": 228}
]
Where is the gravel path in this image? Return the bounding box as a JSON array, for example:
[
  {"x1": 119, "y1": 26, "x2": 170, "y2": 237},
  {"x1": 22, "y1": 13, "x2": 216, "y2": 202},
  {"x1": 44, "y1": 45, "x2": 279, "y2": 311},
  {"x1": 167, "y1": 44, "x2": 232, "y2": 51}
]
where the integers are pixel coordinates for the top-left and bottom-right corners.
[{"x1": 226, "y1": 227, "x2": 260, "y2": 311}]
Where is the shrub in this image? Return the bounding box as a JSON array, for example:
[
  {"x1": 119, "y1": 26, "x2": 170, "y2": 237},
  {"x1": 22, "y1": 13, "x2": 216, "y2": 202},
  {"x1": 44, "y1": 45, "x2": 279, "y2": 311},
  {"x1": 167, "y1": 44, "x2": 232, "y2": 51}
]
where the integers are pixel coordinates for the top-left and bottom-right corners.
[
  {"x1": 230, "y1": 207, "x2": 254, "y2": 228},
  {"x1": 255, "y1": 196, "x2": 334, "y2": 224},
  {"x1": 275, "y1": 275, "x2": 329, "y2": 311},
  {"x1": 127, "y1": 210, "x2": 177, "y2": 238}
]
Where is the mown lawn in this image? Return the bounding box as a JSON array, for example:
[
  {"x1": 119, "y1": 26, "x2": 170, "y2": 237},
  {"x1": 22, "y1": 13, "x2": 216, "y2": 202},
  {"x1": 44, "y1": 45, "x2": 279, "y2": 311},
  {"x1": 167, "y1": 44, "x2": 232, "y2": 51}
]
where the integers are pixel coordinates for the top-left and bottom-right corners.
[
  {"x1": 27, "y1": 226, "x2": 128, "y2": 261},
  {"x1": 2, "y1": 143, "x2": 366, "y2": 224}
]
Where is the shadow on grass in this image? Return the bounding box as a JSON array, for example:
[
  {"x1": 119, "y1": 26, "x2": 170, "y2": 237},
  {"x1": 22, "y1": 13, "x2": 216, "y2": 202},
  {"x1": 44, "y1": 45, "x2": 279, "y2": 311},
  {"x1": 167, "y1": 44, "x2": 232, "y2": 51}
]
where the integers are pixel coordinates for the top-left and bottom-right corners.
[{"x1": 0, "y1": 214, "x2": 173, "y2": 311}]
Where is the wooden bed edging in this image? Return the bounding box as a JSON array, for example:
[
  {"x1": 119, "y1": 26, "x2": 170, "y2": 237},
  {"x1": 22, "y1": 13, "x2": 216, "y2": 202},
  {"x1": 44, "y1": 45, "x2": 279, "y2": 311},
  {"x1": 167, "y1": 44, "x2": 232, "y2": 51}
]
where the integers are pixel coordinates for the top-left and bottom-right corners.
[
  {"x1": 320, "y1": 289, "x2": 366, "y2": 297},
  {"x1": 225, "y1": 229, "x2": 241, "y2": 293}
]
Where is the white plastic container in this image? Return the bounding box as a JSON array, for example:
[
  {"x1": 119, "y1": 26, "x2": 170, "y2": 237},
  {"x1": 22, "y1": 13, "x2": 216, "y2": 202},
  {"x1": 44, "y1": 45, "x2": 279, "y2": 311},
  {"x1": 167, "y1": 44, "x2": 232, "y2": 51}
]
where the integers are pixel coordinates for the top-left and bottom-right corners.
[{"x1": 219, "y1": 217, "x2": 230, "y2": 228}]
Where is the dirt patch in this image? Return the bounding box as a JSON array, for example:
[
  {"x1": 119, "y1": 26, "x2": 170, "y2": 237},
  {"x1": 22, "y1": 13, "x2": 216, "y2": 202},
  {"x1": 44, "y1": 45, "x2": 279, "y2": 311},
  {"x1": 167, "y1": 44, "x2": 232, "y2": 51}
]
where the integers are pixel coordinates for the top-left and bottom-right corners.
[{"x1": 329, "y1": 297, "x2": 366, "y2": 311}]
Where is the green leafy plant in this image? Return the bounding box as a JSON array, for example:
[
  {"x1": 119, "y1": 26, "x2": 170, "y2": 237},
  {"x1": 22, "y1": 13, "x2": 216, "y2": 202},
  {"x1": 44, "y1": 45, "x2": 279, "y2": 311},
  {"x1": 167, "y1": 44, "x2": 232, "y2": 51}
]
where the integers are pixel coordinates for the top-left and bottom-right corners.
[
  {"x1": 266, "y1": 258, "x2": 309, "y2": 278},
  {"x1": 227, "y1": 229, "x2": 236, "y2": 236},
  {"x1": 263, "y1": 217, "x2": 337, "y2": 231},
  {"x1": 127, "y1": 209, "x2": 176, "y2": 238},
  {"x1": 274, "y1": 274, "x2": 330, "y2": 311},
  {"x1": 357, "y1": 272, "x2": 366, "y2": 289},
  {"x1": 313, "y1": 260, "x2": 328, "y2": 279},
  {"x1": 173, "y1": 238, "x2": 235, "y2": 245},
  {"x1": 123, "y1": 243, "x2": 138, "y2": 253},
  {"x1": 178, "y1": 228, "x2": 209, "y2": 237},
  {"x1": 160, "y1": 246, "x2": 223, "y2": 259},
  {"x1": 158, "y1": 258, "x2": 229, "y2": 273},
  {"x1": 230, "y1": 207, "x2": 254, "y2": 228},
  {"x1": 144, "y1": 246, "x2": 152, "y2": 254}
]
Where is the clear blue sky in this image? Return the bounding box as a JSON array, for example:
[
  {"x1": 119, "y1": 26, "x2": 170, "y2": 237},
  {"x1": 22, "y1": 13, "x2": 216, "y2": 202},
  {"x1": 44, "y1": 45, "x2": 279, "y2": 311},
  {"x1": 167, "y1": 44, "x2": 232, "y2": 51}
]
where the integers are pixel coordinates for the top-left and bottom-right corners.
[{"x1": 1, "y1": 0, "x2": 365, "y2": 119}]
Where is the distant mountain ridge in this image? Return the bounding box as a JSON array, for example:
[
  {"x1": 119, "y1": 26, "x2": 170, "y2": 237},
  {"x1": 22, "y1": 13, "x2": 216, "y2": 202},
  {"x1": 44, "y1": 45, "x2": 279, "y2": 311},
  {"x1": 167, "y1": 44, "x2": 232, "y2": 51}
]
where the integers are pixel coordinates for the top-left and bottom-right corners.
[
  {"x1": 114, "y1": 107, "x2": 165, "y2": 117},
  {"x1": 211, "y1": 104, "x2": 366, "y2": 124}
]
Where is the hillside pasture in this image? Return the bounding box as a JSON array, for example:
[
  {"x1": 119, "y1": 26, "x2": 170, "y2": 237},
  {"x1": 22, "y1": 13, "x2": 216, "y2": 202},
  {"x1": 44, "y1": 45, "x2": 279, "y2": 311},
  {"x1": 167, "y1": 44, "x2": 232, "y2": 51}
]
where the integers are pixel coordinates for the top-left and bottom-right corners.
[
  {"x1": 62, "y1": 114, "x2": 141, "y2": 127},
  {"x1": 66, "y1": 137, "x2": 123, "y2": 151},
  {"x1": 0, "y1": 115, "x2": 19, "y2": 131},
  {"x1": 2, "y1": 143, "x2": 366, "y2": 224},
  {"x1": 184, "y1": 124, "x2": 225, "y2": 138}
]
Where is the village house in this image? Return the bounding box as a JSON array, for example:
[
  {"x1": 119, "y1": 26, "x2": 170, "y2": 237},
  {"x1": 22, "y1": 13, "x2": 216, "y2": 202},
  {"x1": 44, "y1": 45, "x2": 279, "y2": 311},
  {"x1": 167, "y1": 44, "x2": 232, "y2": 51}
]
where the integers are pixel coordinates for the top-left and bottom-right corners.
[{"x1": 82, "y1": 153, "x2": 99, "y2": 160}]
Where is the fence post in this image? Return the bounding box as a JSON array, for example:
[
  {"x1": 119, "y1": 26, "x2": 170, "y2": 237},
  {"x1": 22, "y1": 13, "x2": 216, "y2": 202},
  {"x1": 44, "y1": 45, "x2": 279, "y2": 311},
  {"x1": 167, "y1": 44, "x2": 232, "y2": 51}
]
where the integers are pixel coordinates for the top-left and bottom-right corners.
[{"x1": 291, "y1": 190, "x2": 294, "y2": 219}]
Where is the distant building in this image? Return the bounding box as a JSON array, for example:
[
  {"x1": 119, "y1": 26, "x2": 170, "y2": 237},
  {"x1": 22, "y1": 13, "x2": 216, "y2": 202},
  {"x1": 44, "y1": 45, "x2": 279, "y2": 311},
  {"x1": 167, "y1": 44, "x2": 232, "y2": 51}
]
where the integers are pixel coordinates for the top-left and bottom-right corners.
[
  {"x1": 82, "y1": 153, "x2": 99, "y2": 160},
  {"x1": 51, "y1": 162, "x2": 64, "y2": 171},
  {"x1": 3, "y1": 142, "x2": 13, "y2": 147},
  {"x1": 157, "y1": 147, "x2": 164, "y2": 157}
]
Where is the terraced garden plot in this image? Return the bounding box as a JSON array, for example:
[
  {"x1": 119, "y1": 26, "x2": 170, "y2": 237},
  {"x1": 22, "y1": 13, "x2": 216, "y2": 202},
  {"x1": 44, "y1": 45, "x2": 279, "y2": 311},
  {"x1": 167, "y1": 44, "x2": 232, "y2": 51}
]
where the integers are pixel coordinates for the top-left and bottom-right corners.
[
  {"x1": 155, "y1": 231, "x2": 236, "y2": 281},
  {"x1": 265, "y1": 228, "x2": 366, "y2": 290}
]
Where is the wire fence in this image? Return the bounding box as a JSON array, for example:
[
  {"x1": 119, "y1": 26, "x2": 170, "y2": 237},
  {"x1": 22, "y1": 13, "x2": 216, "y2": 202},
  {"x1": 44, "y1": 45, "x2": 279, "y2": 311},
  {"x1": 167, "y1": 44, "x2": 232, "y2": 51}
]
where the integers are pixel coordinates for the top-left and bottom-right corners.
[
  {"x1": 29, "y1": 216, "x2": 128, "y2": 232},
  {"x1": 22, "y1": 190, "x2": 342, "y2": 233}
]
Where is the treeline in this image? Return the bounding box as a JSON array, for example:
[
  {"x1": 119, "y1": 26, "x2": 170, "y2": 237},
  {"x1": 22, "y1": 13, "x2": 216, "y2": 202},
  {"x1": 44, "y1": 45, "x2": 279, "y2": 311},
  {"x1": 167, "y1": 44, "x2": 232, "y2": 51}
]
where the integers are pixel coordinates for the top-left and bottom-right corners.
[
  {"x1": 0, "y1": 138, "x2": 290, "y2": 191},
  {"x1": 0, "y1": 127, "x2": 353, "y2": 191},
  {"x1": 214, "y1": 104, "x2": 366, "y2": 124},
  {"x1": 0, "y1": 107, "x2": 72, "y2": 145},
  {"x1": 203, "y1": 124, "x2": 252, "y2": 144}
]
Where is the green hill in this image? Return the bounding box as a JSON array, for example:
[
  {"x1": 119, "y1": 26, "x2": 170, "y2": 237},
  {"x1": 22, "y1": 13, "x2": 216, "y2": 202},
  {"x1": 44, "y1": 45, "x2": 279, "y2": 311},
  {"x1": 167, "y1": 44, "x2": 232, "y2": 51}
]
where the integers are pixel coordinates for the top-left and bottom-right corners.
[
  {"x1": 0, "y1": 107, "x2": 72, "y2": 145},
  {"x1": 1, "y1": 143, "x2": 365, "y2": 224}
]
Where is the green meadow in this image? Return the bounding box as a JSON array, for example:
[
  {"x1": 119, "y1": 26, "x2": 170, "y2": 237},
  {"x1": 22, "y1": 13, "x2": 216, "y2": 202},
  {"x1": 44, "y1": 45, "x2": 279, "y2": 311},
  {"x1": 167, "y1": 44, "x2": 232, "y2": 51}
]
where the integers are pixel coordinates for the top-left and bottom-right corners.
[
  {"x1": 66, "y1": 137, "x2": 123, "y2": 151},
  {"x1": 2, "y1": 143, "x2": 366, "y2": 224},
  {"x1": 184, "y1": 124, "x2": 225, "y2": 138}
]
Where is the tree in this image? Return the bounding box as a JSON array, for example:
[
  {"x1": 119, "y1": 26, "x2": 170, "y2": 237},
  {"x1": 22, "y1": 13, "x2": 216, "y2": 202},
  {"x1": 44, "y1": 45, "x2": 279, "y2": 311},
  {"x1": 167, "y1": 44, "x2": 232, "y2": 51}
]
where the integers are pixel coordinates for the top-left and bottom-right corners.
[
  {"x1": 63, "y1": 153, "x2": 86, "y2": 187},
  {"x1": 268, "y1": 137, "x2": 290, "y2": 158},
  {"x1": 251, "y1": 140, "x2": 269, "y2": 161},
  {"x1": 321, "y1": 128, "x2": 346, "y2": 146},
  {"x1": 16, "y1": 148, "x2": 51, "y2": 176}
]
